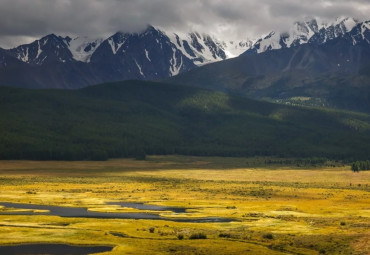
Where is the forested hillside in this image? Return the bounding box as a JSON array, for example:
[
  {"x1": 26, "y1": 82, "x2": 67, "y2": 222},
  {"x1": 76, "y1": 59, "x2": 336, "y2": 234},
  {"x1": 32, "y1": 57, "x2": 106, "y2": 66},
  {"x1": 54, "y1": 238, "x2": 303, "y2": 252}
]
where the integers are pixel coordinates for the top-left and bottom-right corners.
[{"x1": 0, "y1": 80, "x2": 369, "y2": 160}]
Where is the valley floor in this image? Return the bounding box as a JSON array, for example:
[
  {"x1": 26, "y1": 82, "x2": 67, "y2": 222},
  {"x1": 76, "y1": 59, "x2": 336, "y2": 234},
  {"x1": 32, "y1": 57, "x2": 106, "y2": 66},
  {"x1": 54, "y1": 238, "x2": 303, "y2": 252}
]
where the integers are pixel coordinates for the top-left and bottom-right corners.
[{"x1": 0, "y1": 156, "x2": 369, "y2": 255}]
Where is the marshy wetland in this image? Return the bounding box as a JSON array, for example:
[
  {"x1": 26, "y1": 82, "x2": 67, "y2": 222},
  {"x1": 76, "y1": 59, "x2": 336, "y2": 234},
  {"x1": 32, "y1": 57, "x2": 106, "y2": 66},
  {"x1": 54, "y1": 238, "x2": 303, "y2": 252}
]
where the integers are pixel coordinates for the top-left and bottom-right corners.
[{"x1": 0, "y1": 156, "x2": 369, "y2": 254}]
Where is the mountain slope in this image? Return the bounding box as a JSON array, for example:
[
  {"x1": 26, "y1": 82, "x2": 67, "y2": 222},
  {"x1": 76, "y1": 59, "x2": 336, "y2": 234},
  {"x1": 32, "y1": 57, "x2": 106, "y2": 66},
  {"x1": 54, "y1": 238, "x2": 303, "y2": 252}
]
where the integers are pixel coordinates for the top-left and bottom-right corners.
[
  {"x1": 168, "y1": 29, "x2": 370, "y2": 113},
  {"x1": 0, "y1": 80, "x2": 369, "y2": 160}
]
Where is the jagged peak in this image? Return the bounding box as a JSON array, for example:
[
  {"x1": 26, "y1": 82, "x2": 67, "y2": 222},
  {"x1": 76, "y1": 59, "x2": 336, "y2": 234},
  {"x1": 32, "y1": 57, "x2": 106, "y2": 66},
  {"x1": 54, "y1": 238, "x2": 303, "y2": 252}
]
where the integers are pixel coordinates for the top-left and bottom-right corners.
[
  {"x1": 323, "y1": 16, "x2": 359, "y2": 31},
  {"x1": 39, "y1": 33, "x2": 64, "y2": 43},
  {"x1": 288, "y1": 17, "x2": 359, "y2": 32},
  {"x1": 144, "y1": 25, "x2": 158, "y2": 32},
  {"x1": 263, "y1": 31, "x2": 275, "y2": 40},
  {"x1": 107, "y1": 25, "x2": 164, "y2": 40},
  {"x1": 109, "y1": 31, "x2": 129, "y2": 39},
  {"x1": 63, "y1": 36, "x2": 72, "y2": 44},
  {"x1": 333, "y1": 16, "x2": 358, "y2": 24},
  {"x1": 363, "y1": 20, "x2": 370, "y2": 29},
  {"x1": 13, "y1": 33, "x2": 62, "y2": 50},
  {"x1": 140, "y1": 25, "x2": 166, "y2": 38}
]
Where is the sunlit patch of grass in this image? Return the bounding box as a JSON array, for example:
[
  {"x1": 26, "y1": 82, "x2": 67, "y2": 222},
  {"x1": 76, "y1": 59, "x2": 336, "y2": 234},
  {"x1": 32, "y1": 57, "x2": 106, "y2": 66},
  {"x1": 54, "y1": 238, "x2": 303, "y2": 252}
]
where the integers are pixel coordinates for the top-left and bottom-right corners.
[{"x1": 0, "y1": 156, "x2": 369, "y2": 254}]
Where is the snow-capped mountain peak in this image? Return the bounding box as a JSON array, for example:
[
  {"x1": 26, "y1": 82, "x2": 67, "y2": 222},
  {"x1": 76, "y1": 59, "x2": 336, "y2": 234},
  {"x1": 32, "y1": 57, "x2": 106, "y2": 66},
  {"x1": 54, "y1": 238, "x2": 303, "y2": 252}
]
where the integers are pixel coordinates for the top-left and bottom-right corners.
[
  {"x1": 245, "y1": 17, "x2": 362, "y2": 55},
  {"x1": 11, "y1": 34, "x2": 73, "y2": 65},
  {"x1": 8, "y1": 24, "x2": 251, "y2": 69}
]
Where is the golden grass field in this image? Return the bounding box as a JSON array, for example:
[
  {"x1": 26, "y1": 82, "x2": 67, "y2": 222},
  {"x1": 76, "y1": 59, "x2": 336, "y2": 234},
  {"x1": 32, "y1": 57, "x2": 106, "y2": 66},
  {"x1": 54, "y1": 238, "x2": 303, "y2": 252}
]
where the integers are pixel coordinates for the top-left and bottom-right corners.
[{"x1": 0, "y1": 156, "x2": 369, "y2": 255}]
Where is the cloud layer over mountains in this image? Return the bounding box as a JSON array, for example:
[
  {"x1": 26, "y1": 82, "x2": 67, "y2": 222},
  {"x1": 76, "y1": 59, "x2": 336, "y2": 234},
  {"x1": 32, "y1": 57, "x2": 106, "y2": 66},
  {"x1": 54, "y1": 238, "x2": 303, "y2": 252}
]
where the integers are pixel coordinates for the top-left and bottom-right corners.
[{"x1": 1, "y1": 0, "x2": 369, "y2": 48}]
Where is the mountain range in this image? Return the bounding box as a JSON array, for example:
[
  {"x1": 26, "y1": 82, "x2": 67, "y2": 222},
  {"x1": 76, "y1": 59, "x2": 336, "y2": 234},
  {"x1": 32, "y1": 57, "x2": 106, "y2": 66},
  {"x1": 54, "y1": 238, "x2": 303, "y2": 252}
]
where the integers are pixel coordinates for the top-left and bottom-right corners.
[
  {"x1": 0, "y1": 26, "x2": 249, "y2": 88},
  {"x1": 168, "y1": 18, "x2": 370, "y2": 113},
  {"x1": 0, "y1": 17, "x2": 368, "y2": 90}
]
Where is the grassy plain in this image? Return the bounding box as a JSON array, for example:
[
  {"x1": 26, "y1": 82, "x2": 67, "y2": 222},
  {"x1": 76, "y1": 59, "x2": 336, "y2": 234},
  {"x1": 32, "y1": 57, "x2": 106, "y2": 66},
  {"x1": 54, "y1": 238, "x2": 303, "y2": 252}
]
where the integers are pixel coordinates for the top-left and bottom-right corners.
[{"x1": 0, "y1": 156, "x2": 369, "y2": 254}]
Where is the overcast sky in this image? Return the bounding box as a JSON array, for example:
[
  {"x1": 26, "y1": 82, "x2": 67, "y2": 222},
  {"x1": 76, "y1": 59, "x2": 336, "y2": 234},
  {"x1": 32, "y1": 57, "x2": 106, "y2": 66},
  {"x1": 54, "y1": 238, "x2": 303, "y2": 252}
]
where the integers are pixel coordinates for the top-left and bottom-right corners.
[{"x1": 1, "y1": 0, "x2": 369, "y2": 48}]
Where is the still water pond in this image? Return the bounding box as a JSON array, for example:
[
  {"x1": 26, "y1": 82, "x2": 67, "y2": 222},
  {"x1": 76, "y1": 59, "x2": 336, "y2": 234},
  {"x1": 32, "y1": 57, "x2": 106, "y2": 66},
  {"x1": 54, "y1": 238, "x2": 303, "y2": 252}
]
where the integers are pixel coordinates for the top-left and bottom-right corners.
[
  {"x1": 0, "y1": 202, "x2": 233, "y2": 223},
  {"x1": 0, "y1": 244, "x2": 113, "y2": 255},
  {"x1": 107, "y1": 201, "x2": 187, "y2": 213}
]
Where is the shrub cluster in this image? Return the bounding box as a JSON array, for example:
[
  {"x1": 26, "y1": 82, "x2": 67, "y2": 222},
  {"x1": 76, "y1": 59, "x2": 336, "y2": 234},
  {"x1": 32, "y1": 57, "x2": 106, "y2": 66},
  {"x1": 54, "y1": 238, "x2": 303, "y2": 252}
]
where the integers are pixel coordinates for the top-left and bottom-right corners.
[
  {"x1": 189, "y1": 233, "x2": 207, "y2": 239},
  {"x1": 351, "y1": 160, "x2": 370, "y2": 172},
  {"x1": 262, "y1": 233, "x2": 274, "y2": 239}
]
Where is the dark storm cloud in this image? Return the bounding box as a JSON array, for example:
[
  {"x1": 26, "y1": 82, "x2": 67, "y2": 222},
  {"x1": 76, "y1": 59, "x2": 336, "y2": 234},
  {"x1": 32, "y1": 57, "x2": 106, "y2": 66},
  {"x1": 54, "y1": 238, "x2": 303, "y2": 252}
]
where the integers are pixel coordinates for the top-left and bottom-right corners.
[{"x1": 0, "y1": 0, "x2": 369, "y2": 48}]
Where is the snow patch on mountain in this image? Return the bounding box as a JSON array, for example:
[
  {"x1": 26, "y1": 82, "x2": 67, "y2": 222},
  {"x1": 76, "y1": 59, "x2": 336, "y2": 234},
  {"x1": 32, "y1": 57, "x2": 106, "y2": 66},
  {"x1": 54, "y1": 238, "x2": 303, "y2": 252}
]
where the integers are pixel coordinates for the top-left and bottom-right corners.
[
  {"x1": 169, "y1": 48, "x2": 183, "y2": 76},
  {"x1": 108, "y1": 39, "x2": 123, "y2": 55},
  {"x1": 342, "y1": 17, "x2": 358, "y2": 32},
  {"x1": 107, "y1": 33, "x2": 128, "y2": 55},
  {"x1": 66, "y1": 36, "x2": 103, "y2": 62},
  {"x1": 221, "y1": 40, "x2": 254, "y2": 58},
  {"x1": 145, "y1": 49, "x2": 151, "y2": 61},
  {"x1": 163, "y1": 29, "x2": 249, "y2": 66},
  {"x1": 35, "y1": 41, "x2": 43, "y2": 60},
  {"x1": 134, "y1": 59, "x2": 144, "y2": 77},
  {"x1": 255, "y1": 32, "x2": 283, "y2": 53},
  {"x1": 19, "y1": 47, "x2": 29, "y2": 62}
]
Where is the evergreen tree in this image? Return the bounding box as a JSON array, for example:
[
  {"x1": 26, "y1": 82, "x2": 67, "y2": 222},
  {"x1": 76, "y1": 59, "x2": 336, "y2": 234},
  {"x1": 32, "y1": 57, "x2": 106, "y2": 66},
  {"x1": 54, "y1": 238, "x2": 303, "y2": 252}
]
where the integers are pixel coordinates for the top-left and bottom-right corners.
[{"x1": 351, "y1": 162, "x2": 359, "y2": 172}]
